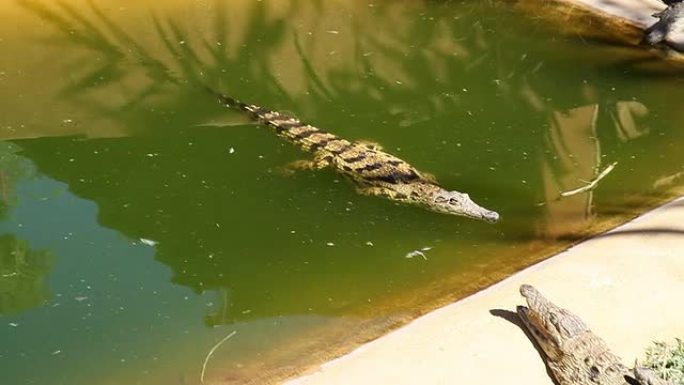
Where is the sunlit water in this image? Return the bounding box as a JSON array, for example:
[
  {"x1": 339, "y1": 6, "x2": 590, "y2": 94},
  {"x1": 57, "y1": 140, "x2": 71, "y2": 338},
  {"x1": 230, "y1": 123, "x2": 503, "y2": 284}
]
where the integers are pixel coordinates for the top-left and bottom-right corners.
[{"x1": 1, "y1": 1, "x2": 684, "y2": 384}]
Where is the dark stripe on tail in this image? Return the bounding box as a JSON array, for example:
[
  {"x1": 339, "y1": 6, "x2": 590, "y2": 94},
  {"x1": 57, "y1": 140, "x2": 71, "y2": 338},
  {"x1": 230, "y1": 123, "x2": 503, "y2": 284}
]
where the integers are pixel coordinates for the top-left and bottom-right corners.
[
  {"x1": 327, "y1": 142, "x2": 354, "y2": 155},
  {"x1": 215, "y1": 92, "x2": 274, "y2": 121},
  {"x1": 272, "y1": 120, "x2": 302, "y2": 129},
  {"x1": 308, "y1": 137, "x2": 335, "y2": 152},
  {"x1": 342, "y1": 154, "x2": 368, "y2": 163},
  {"x1": 366, "y1": 171, "x2": 420, "y2": 184},
  {"x1": 266, "y1": 120, "x2": 301, "y2": 134},
  {"x1": 248, "y1": 106, "x2": 273, "y2": 117},
  {"x1": 354, "y1": 163, "x2": 384, "y2": 173},
  {"x1": 291, "y1": 128, "x2": 320, "y2": 140}
]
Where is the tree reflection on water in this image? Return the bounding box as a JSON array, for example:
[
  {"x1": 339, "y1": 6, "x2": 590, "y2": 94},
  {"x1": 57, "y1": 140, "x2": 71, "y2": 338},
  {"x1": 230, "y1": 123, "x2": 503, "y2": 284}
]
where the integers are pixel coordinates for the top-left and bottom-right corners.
[{"x1": 0, "y1": 234, "x2": 53, "y2": 315}]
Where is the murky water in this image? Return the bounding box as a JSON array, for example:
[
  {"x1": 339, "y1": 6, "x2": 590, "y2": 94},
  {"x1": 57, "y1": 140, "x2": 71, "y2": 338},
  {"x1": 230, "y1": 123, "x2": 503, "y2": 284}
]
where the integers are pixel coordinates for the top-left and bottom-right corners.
[{"x1": 1, "y1": 1, "x2": 684, "y2": 384}]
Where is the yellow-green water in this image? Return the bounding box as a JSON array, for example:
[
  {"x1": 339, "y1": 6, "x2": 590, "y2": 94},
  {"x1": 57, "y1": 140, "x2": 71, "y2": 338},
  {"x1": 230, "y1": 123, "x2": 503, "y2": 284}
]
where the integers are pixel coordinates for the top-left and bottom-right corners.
[{"x1": 1, "y1": 0, "x2": 684, "y2": 384}]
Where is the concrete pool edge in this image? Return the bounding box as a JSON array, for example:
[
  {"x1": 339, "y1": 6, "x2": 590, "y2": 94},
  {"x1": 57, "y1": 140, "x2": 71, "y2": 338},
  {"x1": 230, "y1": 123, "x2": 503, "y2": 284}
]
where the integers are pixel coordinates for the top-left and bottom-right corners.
[
  {"x1": 515, "y1": 0, "x2": 684, "y2": 56},
  {"x1": 283, "y1": 195, "x2": 684, "y2": 384}
]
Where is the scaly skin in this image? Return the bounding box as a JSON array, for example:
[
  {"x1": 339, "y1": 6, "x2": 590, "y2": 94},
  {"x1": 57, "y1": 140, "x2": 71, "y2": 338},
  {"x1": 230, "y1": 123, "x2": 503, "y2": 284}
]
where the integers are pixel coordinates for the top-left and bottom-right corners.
[
  {"x1": 644, "y1": 1, "x2": 684, "y2": 46},
  {"x1": 516, "y1": 285, "x2": 674, "y2": 385},
  {"x1": 215, "y1": 92, "x2": 499, "y2": 222}
]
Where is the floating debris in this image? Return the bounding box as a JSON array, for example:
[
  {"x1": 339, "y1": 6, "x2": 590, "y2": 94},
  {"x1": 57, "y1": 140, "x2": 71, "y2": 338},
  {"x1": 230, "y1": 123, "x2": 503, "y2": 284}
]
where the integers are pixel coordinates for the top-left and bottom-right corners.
[
  {"x1": 560, "y1": 161, "x2": 618, "y2": 197},
  {"x1": 405, "y1": 246, "x2": 432, "y2": 260},
  {"x1": 536, "y1": 161, "x2": 619, "y2": 206},
  {"x1": 405, "y1": 250, "x2": 426, "y2": 260},
  {"x1": 139, "y1": 238, "x2": 158, "y2": 246}
]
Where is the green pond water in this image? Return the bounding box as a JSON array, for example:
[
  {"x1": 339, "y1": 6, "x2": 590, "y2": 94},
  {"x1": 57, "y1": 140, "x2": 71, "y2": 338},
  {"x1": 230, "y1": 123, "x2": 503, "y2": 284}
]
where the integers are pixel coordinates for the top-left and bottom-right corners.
[{"x1": 1, "y1": 0, "x2": 684, "y2": 384}]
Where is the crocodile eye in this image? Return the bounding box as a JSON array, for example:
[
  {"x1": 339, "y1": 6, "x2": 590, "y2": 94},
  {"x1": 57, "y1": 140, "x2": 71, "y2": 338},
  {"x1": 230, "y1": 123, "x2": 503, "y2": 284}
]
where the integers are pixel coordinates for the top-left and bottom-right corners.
[{"x1": 449, "y1": 195, "x2": 466, "y2": 205}]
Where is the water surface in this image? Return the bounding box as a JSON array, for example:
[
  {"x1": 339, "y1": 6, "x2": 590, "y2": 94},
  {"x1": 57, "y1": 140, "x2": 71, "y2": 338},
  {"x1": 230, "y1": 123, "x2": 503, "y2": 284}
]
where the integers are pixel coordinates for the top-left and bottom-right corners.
[{"x1": 1, "y1": 1, "x2": 684, "y2": 384}]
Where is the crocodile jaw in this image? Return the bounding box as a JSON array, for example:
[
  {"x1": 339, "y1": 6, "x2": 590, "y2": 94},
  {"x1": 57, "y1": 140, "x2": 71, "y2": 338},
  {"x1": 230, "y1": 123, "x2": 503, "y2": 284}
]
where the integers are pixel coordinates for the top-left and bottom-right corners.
[
  {"x1": 516, "y1": 284, "x2": 587, "y2": 362},
  {"x1": 444, "y1": 196, "x2": 500, "y2": 223},
  {"x1": 517, "y1": 305, "x2": 563, "y2": 362},
  {"x1": 426, "y1": 187, "x2": 500, "y2": 222}
]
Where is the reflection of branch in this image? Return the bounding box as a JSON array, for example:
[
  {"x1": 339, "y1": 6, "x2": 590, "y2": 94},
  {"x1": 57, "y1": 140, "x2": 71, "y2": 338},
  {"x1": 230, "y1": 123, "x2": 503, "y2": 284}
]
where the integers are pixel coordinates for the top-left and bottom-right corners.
[
  {"x1": 294, "y1": 31, "x2": 333, "y2": 100},
  {"x1": 17, "y1": 0, "x2": 123, "y2": 55},
  {"x1": 200, "y1": 330, "x2": 237, "y2": 384},
  {"x1": 536, "y1": 161, "x2": 618, "y2": 207},
  {"x1": 560, "y1": 161, "x2": 618, "y2": 197}
]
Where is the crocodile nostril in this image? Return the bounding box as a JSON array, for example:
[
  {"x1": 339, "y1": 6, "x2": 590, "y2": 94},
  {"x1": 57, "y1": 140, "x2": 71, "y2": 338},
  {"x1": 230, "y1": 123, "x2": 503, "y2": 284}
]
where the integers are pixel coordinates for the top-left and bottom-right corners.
[{"x1": 589, "y1": 365, "x2": 602, "y2": 381}]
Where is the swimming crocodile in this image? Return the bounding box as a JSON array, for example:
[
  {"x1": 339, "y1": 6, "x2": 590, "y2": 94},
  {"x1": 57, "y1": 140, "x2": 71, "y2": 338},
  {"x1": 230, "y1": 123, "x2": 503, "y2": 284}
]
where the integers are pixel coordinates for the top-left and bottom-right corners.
[
  {"x1": 213, "y1": 91, "x2": 499, "y2": 222},
  {"x1": 644, "y1": 0, "x2": 684, "y2": 46},
  {"x1": 516, "y1": 284, "x2": 674, "y2": 385}
]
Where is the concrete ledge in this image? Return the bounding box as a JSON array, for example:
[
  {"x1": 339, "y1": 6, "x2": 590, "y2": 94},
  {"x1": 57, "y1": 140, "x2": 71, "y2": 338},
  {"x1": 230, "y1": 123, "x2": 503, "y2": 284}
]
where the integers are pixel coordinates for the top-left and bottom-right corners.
[
  {"x1": 516, "y1": 0, "x2": 684, "y2": 54},
  {"x1": 286, "y1": 197, "x2": 684, "y2": 384},
  {"x1": 573, "y1": 0, "x2": 663, "y2": 27}
]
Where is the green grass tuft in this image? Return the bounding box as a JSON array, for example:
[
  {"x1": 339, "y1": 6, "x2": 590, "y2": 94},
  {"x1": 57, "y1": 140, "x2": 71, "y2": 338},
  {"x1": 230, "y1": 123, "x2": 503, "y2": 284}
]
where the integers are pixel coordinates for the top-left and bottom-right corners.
[{"x1": 643, "y1": 338, "x2": 684, "y2": 384}]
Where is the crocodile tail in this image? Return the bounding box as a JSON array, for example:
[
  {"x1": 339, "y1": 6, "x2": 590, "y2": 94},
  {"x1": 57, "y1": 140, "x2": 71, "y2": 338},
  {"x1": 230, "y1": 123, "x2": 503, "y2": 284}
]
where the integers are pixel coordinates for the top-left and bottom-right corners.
[
  {"x1": 206, "y1": 86, "x2": 341, "y2": 153},
  {"x1": 208, "y1": 88, "x2": 276, "y2": 120},
  {"x1": 196, "y1": 83, "x2": 239, "y2": 109},
  {"x1": 202, "y1": 85, "x2": 249, "y2": 112},
  {"x1": 217, "y1": 93, "x2": 251, "y2": 112}
]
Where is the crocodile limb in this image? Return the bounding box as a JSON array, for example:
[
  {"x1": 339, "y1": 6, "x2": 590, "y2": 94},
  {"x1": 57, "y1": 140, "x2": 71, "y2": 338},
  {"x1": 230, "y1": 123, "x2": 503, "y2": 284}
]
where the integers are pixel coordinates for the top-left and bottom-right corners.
[
  {"x1": 633, "y1": 366, "x2": 675, "y2": 385},
  {"x1": 212, "y1": 90, "x2": 499, "y2": 222},
  {"x1": 516, "y1": 284, "x2": 674, "y2": 385},
  {"x1": 644, "y1": 1, "x2": 684, "y2": 46}
]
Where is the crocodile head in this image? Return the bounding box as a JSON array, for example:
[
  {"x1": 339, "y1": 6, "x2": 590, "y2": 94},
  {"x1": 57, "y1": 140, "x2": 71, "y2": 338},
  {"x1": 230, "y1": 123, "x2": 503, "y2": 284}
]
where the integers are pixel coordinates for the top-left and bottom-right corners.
[
  {"x1": 516, "y1": 284, "x2": 588, "y2": 361},
  {"x1": 644, "y1": 3, "x2": 684, "y2": 45},
  {"x1": 430, "y1": 188, "x2": 500, "y2": 222}
]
